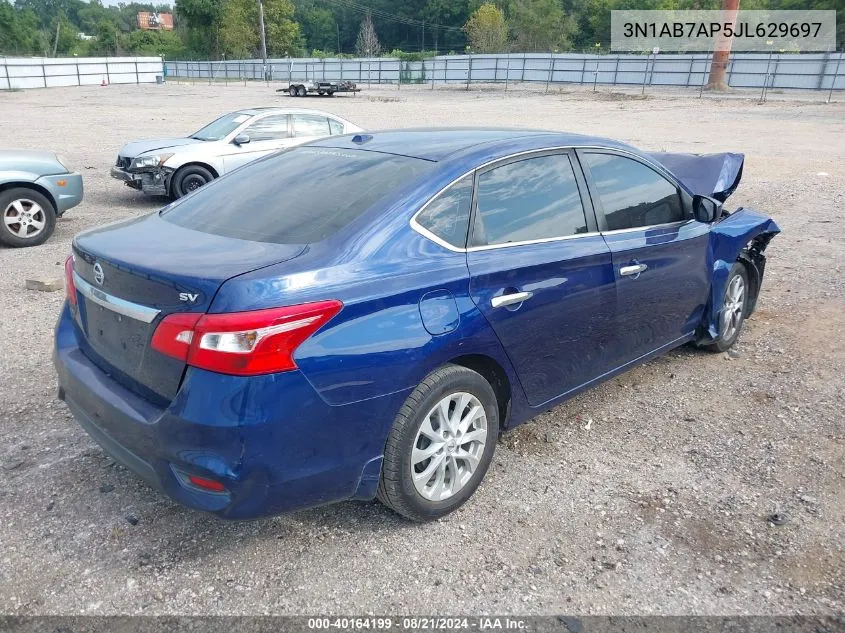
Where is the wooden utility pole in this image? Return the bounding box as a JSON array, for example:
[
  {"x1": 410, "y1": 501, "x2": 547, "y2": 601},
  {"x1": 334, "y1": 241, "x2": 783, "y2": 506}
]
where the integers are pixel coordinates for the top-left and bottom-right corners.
[
  {"x1": 705, "y1": 0, "x2": 740, "y2": 90},
  {"x1": 257, "y1": 0, "x2": 268, "y2": 80},
  {"x1": 52, "y1": 20, "x2": 61, "y2": 57}
]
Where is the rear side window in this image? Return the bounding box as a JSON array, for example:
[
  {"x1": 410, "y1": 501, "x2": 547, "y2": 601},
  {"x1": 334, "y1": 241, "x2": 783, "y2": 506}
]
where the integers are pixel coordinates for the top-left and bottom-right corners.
[
  {"x1": 583, "y1": 153, "x2": 685, "y2": 231},
  {"x1": 293, "y1": 115, "x2": 331, "y2": 137},
  {"x1": 328, "y1": 119, "x2": 344, "y2": 135},
  {"x1": 162, "y1": 148, "x2": 433, "y2": 244},
  {"x1": 471, "y1": 154, "x2": 588, "y2": 247},
  {"x1": 415, "y1": 176, "x2": 473, "y2": 248}
]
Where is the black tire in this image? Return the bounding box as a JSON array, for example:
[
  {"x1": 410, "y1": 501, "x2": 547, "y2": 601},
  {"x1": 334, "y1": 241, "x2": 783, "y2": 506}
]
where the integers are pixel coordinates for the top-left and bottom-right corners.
[
  {"x1": 288, "y1": 86, "x2": 297, "y2": 97},
  {"x1": 378, "y1": 364, "x2": 499, "y2": 522},
  {"x1": 327, "y1": 90, "x2": 335, "y2": 97},
  {"x1": 318, "y1": 90, "x2": 325, "y2": 96},
  {"x1": 0, "y1": 187, "x2": 56, "y2": 248},
  {"x1": 296, "y1": 86, "x2": 306, "y2": 97},
  {"x1": 171, "y1": 165, "x2": 214, "y2": 199},
  {"x1": 703, "y1": 262, "x2": 750, "y2": 352}
]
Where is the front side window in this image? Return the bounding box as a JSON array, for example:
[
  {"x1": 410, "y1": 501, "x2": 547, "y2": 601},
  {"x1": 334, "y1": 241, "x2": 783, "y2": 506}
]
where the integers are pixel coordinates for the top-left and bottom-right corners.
[
  {"x1": 471, "y1": 153, "x2": 588, "y2": 247},
  {"x1": 243, "y1": 115, "x2": 290, "y2": 141},
  {"x1": 416, "y1": 176, "x2": 473, "y2": 248},
  {"x1": 583, "y1": 153, "x2": 685, "y2": 231},
  {"x1": 293, "y1": 115, "x2": 331, "y2": 138}
]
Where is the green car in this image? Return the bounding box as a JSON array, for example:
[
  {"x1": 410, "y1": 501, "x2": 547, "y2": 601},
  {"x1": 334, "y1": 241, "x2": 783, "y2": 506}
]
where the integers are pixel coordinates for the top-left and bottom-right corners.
[{"x1": 0, "y1": 150, "x2": 83, "y2": 247}]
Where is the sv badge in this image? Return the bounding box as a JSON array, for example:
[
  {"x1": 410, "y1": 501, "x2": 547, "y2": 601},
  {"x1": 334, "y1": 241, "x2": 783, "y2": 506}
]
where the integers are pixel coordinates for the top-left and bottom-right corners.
[{"x1": 179, "y1": 293, "x2": 199, "y2": 303}]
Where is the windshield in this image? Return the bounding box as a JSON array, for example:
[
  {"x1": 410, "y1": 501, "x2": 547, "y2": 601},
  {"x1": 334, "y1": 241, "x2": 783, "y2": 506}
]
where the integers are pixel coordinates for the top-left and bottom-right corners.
[
  {"x1": 161, "y1": 147, "x2": 434, "y2": 244},
  {"x1": 191, "y1": 112, "x2": 251, "y2": 141}
]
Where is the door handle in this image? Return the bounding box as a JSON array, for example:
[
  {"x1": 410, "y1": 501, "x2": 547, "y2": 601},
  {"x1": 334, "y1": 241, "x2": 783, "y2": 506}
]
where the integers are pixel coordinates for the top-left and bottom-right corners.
[
  {"x1": 491, "y1": 291, "x2": 533, "y2": 309},
  {"x1": 620, "y1": 263, "x2": 648, "y2": 277}
]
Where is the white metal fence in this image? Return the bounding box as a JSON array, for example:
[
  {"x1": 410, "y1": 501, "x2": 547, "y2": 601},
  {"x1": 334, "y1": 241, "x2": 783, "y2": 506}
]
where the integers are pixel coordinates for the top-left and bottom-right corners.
[
  {"x1": 167, "y1": 52, "x2": 845, "y2": 92},
  {"x1": 0, "y1": 56, "x2": 164, "y2": 90}
]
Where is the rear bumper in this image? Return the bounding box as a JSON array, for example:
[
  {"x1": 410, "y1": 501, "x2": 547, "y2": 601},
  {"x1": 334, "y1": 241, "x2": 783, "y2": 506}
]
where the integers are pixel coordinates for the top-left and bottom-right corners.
[
  {"x1": 36, "y1": 173, "x2": 83, "y2": 215},
  {"x1": 110, "y1": 166, "x2": 169, "y2": 197},
  {"x1": 54, "y1": 303, "x2": 399, "y2": 519}
]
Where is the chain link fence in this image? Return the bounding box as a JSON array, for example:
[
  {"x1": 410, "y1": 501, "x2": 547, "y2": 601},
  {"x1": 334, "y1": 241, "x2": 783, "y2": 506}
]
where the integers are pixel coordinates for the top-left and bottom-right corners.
[
  {"x1": 1, "y1": 56, "x2": 164, "y2": 89},
  {"x1": 166, "y1": 52, "x2": 844, "y2": 96}
]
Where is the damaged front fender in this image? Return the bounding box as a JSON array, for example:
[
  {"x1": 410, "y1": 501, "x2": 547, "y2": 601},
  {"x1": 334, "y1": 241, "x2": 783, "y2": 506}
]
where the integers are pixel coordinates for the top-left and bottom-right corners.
[{"x1": 699, "y1": 207, "x2": 781, "y2": 342}]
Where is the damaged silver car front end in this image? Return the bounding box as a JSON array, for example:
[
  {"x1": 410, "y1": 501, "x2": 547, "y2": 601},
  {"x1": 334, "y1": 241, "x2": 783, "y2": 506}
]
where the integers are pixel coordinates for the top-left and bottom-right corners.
[{"x1": 110, "y1": 157, "x2": 173, "y2": 197}]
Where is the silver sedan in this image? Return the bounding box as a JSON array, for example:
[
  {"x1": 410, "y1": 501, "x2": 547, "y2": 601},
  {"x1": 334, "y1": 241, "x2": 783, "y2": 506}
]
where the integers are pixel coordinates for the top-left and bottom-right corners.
[{"x1": 110, "y1": 107, "x2": 363, "y2": 199}]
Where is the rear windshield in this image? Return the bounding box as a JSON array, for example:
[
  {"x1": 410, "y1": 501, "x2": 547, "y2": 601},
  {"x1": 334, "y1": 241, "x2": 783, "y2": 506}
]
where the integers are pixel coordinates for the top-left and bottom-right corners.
[{"x1": 161, "y1": 147, "x2": 433, "y2": 244}]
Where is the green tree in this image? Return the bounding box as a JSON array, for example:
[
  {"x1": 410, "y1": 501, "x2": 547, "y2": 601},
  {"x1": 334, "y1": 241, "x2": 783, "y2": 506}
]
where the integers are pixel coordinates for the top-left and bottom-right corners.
[
  {"x1": 218, "y1": 0, "x2": 300, "y2": 59},
  {"x1": 424, "y1": 0, "x2": 471, "y2": 52},
  {"x1": 464, "y1": 2, "x2": 507, "y2": 52},
  {"x1": 507, "y1": 0, "x2": 577, "y2": 51},
  {"x1": 265, "y1": 0, "x2": 301, "y2": 56},
  {"x1": 124, "y1": 29, "x2": 187, "y2": 58},
  {"x1": 1, "y1": 4, "x2": 44, "y2": 54},
  {"x1": 298, "y1": 6, "x2": 338, "y2": 53},
  {"x1": 220, "y1": 0, "x2": 256, "y2": 58},
  {"x1": 175, "y1": 0, "x2": 225, "y2": 57},
  {"x1": 49, "y1": 12, "x2": 83, "y2": 55},
  {"x1": 88, "y1": 19, "x2": 119, "y2": 55}
]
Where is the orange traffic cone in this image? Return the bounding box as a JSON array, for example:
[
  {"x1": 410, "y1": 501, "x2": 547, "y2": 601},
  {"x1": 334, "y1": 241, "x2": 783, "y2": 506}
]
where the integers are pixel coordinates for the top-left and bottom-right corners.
[{"x1": 101, "y1": 76, "x2": 108, "y2": 87}]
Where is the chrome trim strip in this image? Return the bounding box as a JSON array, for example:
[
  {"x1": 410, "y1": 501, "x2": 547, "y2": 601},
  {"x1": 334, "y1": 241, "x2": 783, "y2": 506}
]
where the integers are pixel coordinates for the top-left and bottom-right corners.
[
  {"x1": 409, "y1": 144, "x2": 687, "y2": 253},
  {"x1": 467, "y1": 231, "x2": 602, "y2": 252},
  {"x1": 601, "y1": 219, "x2": 693, "y2": 236},
  {"x1": 410, "y1": 217, "x2": 466, "y2": 253},
  {"x1": 72, "y1": 271, "x2": 161, "y2": 324}
]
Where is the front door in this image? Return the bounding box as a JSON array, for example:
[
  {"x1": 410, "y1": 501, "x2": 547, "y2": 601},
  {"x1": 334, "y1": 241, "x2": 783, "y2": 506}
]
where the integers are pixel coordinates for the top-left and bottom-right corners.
[
  {"x1": 220, "y1": 114, "x2": 293, "y2": 173},
  {"x1": 466, "y1": 151, "x2": 617, "y2": 407},
  {"x1": 579, "y1": 150, "x2": 711, "y2": 364}
]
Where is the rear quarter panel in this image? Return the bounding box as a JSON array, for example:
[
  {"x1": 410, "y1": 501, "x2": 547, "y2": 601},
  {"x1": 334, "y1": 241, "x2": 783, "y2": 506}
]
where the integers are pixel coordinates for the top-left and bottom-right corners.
[{"x1": 213, "y1": 230, "x2": 521, "y2": 409}]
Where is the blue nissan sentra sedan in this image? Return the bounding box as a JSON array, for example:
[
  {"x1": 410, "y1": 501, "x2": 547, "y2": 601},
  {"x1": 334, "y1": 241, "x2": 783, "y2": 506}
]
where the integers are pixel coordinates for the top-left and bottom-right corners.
[{"x1": 54, "y1": 129, "x2": 779, "y2": 521}]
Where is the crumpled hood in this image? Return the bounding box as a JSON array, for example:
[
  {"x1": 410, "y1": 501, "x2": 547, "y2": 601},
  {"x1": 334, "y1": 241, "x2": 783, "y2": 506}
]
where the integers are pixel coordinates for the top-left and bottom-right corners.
[
  {"x1": 649, "y1": 152, "x2": 744, "y2": 202},
  {"x1": 118, "y1": 137, "x2": 203, "y2": 158}
]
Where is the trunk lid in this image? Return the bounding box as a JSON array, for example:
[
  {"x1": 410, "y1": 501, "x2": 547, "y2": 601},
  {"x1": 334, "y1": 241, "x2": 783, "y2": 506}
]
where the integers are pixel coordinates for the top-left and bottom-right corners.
[{"x1": 71, "y1": 213, "x2": 305, "y2": 402}]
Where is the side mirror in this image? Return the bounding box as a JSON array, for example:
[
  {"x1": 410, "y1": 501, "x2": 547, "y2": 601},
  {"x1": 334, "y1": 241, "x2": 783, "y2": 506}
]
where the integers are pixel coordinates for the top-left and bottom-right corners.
[
  {"x1": 233, "y1": 133, "x2": 250, "y2": 146},
  {"x1": 692, "y1": 195, "x2": 723, "y2": 223}
]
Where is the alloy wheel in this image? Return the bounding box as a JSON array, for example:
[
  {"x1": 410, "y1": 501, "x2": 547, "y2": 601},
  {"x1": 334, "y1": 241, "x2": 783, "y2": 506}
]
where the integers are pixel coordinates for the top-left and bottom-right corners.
[
  {"x1": 3, "y1": 199, "x2": 46, "y2": 239},
  {"x1": 721, "y1": 274, "x2": 746, "y2": 341},
  {"x1": 411, "y1": 392, "x2": 488, "y2": 501}
]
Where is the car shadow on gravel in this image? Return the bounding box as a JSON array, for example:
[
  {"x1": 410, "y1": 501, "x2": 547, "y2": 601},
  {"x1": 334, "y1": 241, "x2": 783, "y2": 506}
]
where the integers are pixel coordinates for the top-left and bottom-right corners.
[{"x1": 55, "y1": 446, "x2": 420, "y2": 563}]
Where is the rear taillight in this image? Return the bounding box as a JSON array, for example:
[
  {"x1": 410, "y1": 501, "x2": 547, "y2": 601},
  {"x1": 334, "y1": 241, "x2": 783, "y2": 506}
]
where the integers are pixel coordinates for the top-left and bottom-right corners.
[
  {"x1": 64, "y1": 255, "x2": 77, "y2": 306},
  {"x1": 151, "y1": 300, "x2": 342, "y2": 376},
  {"x1": 150, "y1": 313, "x2": 202, "y2": 361}
]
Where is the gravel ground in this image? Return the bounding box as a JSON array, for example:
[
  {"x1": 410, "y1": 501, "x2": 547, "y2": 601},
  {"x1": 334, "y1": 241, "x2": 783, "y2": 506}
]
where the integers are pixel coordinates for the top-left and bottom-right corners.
[{"x1": 0, "y1": 82, "x2": 843, "y2": 617}]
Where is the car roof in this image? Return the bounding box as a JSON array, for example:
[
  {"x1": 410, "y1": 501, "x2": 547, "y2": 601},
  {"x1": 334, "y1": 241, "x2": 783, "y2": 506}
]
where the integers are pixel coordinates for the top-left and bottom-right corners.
[
  {"x1": 235, "y1": 106, "x2": 342, "y2": 117},
  {"x1": 308, "y1": 128, "x2": 637, "y2": 162}
]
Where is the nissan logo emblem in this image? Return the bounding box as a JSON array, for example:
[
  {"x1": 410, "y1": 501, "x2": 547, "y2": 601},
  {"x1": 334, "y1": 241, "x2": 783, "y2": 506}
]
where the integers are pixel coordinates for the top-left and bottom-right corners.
[{"x1": 93, "y1": 263, "x2": 105, "y2": 286}]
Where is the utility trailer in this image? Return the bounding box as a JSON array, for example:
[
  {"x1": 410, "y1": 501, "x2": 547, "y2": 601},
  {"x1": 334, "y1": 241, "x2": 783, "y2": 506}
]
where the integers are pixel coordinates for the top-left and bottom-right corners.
[{"x1": 280, "y1": 80, "x2": 361, "y2": 97}]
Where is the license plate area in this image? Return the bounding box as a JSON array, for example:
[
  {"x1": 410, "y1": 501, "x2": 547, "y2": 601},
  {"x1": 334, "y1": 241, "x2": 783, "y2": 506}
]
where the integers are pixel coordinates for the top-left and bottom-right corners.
[{"x1": 81, "y1": 298, "x2": 150, "y2": 373}]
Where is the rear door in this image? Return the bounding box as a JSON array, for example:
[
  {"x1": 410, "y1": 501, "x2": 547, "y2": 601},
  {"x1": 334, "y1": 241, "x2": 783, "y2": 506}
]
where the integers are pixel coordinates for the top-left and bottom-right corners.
[
  {"x1": 578, "y1": 150, "x2": 711, "y2": 364},
  {"x1": 220, "y1": 114, "x2": 292, "y2": 172},
  {"x1": 466, "y1": 150, "x2": 617, "y2": 407},
  {"x1": 291, "y1": 114, "x2": 333, "y2": 144}
]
